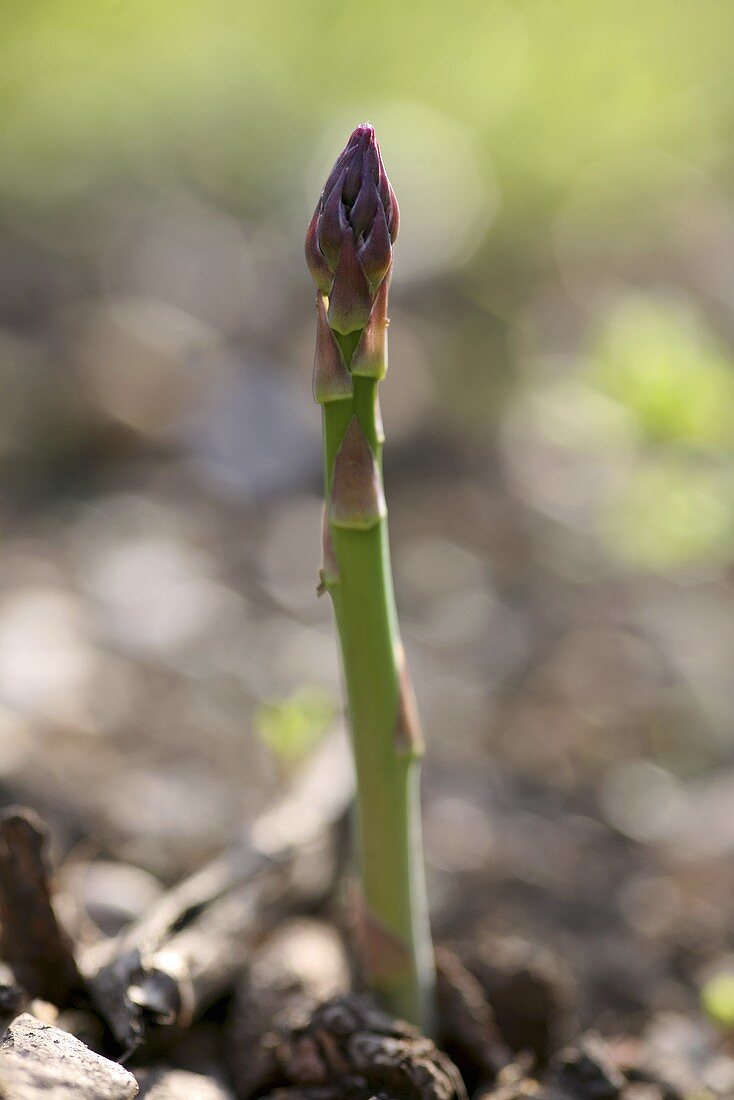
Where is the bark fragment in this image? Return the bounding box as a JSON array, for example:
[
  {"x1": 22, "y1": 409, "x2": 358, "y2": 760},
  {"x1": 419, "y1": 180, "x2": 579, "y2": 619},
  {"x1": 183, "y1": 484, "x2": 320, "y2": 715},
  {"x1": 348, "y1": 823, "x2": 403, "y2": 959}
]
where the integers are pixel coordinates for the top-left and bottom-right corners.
[
  {"x1": 0, "y1": 807, "x2": 83, "y2": 1008},
  {"x1": 272, "y1": 994, "x2": 467, "y2": 1100}
]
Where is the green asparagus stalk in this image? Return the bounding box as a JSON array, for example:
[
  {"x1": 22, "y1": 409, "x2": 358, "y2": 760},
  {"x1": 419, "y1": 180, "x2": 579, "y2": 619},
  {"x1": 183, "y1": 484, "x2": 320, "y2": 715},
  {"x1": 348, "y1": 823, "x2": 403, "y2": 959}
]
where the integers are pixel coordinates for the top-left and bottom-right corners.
[{"x1": 306, "y1": 123, "x2": 436, "y2": 1032}]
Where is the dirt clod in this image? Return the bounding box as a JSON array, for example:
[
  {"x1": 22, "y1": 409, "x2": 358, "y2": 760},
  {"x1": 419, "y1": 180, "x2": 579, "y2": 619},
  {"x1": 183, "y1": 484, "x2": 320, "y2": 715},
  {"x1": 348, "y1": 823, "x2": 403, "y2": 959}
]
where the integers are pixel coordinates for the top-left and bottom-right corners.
[
  {"x1": 552, "y1": 1033, "x2": 626, "y2": 1099},
  {"x1": 436, "y1": 946, "x2": 510, "y2": 1090},
  {"x1": 239, "y1": 992, "x2": 466, "y2": 1100},
  {"x1": 465, "y1": 936, "x2": 576, "y2": 1062}
]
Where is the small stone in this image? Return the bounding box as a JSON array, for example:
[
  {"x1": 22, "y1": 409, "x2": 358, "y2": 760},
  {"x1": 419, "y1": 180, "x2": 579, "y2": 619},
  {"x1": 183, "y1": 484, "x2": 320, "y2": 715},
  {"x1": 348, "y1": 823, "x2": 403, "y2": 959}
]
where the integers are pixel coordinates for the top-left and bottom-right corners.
[
  {"x1": 136, "y1": 1067, "x2": 235, "y2": 1100},
  {"x1": 0, "y1": 1013, "x2": 138, "y2": 1099}
]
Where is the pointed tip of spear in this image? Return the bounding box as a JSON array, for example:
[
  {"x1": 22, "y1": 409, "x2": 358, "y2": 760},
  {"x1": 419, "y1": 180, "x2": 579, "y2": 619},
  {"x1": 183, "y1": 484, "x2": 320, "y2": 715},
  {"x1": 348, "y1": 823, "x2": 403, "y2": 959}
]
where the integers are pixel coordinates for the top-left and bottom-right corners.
[
  {"x1": 305, "y1": 124, "x2": 399, "y2": 304},
  {"x1": 351, "y1": 121, "x2": 375, "y2": 139}
]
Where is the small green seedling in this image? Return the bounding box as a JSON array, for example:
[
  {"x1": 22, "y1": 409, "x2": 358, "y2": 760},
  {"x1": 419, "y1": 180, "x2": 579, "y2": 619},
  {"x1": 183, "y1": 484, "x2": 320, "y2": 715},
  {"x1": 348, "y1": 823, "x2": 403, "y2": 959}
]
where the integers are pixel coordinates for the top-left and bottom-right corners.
[
  {"x1": 255, "y1": 686, "x2": 336, "y2": 772},
  {"x1": 702, "y1": 971, "x2": 734, "y2": 1029}
]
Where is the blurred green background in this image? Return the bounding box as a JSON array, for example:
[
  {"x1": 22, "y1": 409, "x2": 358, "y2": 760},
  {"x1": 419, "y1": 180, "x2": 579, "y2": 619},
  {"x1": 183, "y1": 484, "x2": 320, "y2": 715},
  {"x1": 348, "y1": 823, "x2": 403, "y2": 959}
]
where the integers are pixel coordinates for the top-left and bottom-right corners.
[
  {"x1": 3, "y1": 0, "x2": 734, "y2": 566},
  {"x1": 2, "y1": 0, "x2": 734, "y2": 1026}
]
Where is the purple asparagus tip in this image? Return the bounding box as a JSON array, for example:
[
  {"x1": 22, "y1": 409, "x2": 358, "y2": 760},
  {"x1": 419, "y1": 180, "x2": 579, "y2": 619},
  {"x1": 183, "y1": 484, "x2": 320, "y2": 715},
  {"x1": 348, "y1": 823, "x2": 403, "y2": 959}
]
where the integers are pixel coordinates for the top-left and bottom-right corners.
[{"x1": 306, "y1": 124, "x2": 399, "y2": 335}]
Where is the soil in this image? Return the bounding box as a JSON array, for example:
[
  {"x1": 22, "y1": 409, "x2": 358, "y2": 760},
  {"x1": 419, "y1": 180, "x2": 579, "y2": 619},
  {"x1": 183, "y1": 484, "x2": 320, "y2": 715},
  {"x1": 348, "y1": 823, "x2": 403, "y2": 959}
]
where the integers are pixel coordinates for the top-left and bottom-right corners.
[
  {"x1": 1, "y1": 432, "x2": 733, "y2": 1098},
  {"x1": 0, "y1": 760, "x2": 732, "y2": 1099}
]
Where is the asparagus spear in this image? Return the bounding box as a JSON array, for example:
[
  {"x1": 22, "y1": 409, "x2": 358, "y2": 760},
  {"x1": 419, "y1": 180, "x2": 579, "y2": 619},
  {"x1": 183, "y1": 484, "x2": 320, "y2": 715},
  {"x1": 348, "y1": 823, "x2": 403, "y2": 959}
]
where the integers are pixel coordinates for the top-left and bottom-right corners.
[{"x1": 306, "y1": 123, "x2": 436, "y2": 1032}]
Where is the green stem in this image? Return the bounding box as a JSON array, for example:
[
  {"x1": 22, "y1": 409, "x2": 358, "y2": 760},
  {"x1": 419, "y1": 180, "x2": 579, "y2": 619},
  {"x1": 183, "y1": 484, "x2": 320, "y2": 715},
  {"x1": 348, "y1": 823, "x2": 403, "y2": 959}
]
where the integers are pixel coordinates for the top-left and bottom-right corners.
[{"x1": 322, "y1": 376, "x2": 435, "y2": 1032}]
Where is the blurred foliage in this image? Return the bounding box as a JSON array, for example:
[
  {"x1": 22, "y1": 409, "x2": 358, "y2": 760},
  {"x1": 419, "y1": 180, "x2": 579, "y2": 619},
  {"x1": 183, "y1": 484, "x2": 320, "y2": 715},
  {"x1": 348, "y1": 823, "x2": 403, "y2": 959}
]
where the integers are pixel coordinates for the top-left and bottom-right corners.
[
  {"x1": 1, "y1": 0, "x2": 733, "y2": 220},
  {"x1": 589, "y1": 301, "x2": 734, "y2": 450},
  {"x1": 589, "y1": 301, "x2": 734, "y2": 567},
  {"x1": 599, "y1": 457, "x2": 734, "y2": 569},
  {"x1": 701, "y1": 972, "x2": 734, "y2": 1029},
  {"x1": 517, "y1": 298, "x2": 734, "y2": 569},
  {"x1": 2, "y1": 0, "x2": 734, "y2": 575},
  {"x1": 255, "y1": 686, "x2": 335, "y2": 770}
]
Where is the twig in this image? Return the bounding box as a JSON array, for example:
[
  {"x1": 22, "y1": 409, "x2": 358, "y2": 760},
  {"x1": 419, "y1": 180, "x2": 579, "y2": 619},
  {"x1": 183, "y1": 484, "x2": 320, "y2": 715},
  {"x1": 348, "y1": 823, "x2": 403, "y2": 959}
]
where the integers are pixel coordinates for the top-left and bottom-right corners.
[{"x1": 81, "y1": 732, "x2": 353, "y2": 1053}]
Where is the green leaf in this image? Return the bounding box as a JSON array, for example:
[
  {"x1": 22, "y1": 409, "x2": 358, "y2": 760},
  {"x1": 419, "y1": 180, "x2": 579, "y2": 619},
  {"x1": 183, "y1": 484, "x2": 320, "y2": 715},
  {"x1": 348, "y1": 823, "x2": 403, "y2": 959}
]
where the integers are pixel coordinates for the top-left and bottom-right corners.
[
  {"x1": 702, "y1": 972, "x2": 734, "y2": 1029},
  {"x1": 255, "y1": 686, "x2": 336, "y2": 769}
]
